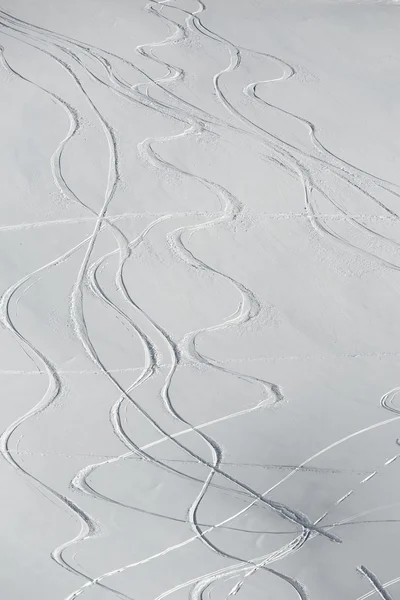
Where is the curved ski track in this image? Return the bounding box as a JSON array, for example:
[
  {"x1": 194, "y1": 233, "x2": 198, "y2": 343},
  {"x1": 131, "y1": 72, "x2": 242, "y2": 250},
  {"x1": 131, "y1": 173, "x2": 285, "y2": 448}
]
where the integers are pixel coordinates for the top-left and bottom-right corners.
[{"x1": 0, "y1": 1, "x2": 399, "y2": 599}]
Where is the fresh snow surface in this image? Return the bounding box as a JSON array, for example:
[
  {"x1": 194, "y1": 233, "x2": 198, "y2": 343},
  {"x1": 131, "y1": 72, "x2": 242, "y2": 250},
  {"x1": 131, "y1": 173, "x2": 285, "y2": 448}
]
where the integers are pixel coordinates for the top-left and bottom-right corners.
[{"x1": 1, "y1": 1, "x2": 400, "y2": 598}]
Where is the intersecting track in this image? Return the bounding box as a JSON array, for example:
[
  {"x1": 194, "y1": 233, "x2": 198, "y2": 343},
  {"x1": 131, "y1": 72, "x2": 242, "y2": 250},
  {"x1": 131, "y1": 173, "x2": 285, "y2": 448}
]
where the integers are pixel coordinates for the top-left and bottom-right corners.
[{"x1": 0, "y1": 1, "x2": 399, "y2": 599}]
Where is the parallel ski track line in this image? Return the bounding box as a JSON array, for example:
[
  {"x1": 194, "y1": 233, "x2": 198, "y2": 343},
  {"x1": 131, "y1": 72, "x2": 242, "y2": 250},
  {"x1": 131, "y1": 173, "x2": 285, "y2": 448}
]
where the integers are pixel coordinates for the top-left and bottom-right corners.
[
  {"x1": 1, "y1": 5, "x2": 334, "y2": 600},
  {"x1": 141, "y1": 3, "x2": 400, "y2": 599},
  {"x1": 0, "y1": 231, "x2": 135, "y2": 600},
  {"x1": 185, "y1": 5, "x2": 400, "y2": 278},
  {"x1": 0, "y1": 18, "x2": 161, "y2": 600},
  {"x1": 60, "y1": 4, "x2": 336, "y2": 597},
  {"x1": 1, "y1": 1, "x2": 399, "y2": 599},
  {"x1": 0, "y1": 4, "x2": 382, "y2": 600},
  {"x1": 0, "y1": 2, "x2": 341, "y2": 598},
  {"x1": 164, "y1": 3, "x2": 400, "y2": 598},
  {"x1": 149, "y1": 0, "x2": 400, "y2": 286},
  {"x1": 1, "y1": 6, "x2": 303, "y2": 599},
  {"x1": 1, "y1": 13, "x2": 193, "y2": 597},
  {"x1": 1, "y1": 8, "x2": 202, "y2": 593},
  {"x1": 0, "y1": 17, "x2": 288, "y2": 592}
]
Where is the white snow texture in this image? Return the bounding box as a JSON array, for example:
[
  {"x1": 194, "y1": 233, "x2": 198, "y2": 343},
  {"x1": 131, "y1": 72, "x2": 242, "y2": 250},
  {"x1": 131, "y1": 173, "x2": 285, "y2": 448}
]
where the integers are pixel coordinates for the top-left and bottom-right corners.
[{"x1": 1, "y1": 0, "x2": 400, "y2": 599}]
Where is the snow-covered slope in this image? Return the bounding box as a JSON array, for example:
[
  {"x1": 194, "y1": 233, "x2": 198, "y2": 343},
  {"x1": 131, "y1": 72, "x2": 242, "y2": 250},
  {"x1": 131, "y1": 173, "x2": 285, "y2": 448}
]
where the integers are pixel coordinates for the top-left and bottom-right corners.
[{"x1": 1, "y1": 1, "x2": 400, "y2": 598}]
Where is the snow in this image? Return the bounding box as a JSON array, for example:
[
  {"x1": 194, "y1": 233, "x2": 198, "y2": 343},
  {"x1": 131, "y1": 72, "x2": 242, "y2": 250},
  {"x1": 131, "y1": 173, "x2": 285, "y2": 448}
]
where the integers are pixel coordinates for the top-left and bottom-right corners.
[{"x1": 1, "y1": 1, "x2": 400, "y2": 598}]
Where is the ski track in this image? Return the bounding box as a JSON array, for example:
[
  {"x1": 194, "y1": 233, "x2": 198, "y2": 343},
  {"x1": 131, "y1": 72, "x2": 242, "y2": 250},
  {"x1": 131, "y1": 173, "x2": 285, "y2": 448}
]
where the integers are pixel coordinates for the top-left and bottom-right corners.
[
  {"x1": 357, "y1": 566, "x2": 395, "y2": 600},
  {"x1": 0, "y1": 1, "x2": 399, "y2": 599}
]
